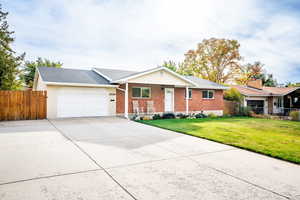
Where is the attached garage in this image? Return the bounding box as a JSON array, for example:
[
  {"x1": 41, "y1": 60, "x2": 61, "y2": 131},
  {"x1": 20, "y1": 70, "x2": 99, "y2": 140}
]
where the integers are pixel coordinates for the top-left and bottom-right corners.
[
  {"x1": 57, "y1": 87, "x2": 112, "y2": 118},
  {"x1": 46, "y1": 86, "x2": 116, "y2": 118},
  {"x1": 34, "y1": 67, "x2": 117, "y2": 118},
  {"x1": 247, "y1": 100, "x2": 265, "y2": 114}
]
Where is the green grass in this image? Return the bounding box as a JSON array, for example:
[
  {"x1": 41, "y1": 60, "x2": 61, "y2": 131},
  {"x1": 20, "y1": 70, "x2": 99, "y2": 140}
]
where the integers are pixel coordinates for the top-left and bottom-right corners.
[{"x1": 139, "y1": 117, "x2": 300, "y2": 164}]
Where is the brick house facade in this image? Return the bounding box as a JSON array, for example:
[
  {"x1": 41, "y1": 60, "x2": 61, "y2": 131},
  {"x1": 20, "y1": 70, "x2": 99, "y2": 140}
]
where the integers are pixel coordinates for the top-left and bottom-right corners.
[
  {"x1": 34, "y1": 66, "x2": 228, "y2": 118},
  {"x1": 116, "y1": 83, "x2": 224, "y2": 115}
]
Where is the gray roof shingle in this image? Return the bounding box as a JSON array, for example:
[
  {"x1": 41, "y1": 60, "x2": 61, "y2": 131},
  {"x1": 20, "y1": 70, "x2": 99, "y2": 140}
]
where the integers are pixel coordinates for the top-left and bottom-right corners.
[
  {"x1": 93, "y1": 68, "x2": 137, "y2": 81},
  {"x1": 38, "y1": 67, "x2": 110, "y2": 85},
  {"x1": 184, "y1": 76, "x2": 228, "y2": 89},
  {"x1": 38, "y1": 66, "x2": 227, "y2": 89}
]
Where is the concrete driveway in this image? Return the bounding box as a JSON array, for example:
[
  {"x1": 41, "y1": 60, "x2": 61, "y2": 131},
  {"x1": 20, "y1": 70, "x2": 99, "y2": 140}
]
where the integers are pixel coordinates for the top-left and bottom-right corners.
[{"x1": 0, "y1": 117, "x2": 299, "y2": 200}]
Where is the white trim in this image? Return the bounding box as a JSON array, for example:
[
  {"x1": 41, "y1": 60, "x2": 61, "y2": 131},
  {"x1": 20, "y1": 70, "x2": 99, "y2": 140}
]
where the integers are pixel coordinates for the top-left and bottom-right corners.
[
  {"x1": 117, "y1": 87, "x2": 126, "y2": 92},
  {"x1": 92, "y1": 68, "x2": 113, "y2": 81},
  {"x1": 113, "y1": 67, "x2": 198, "y2": 86},
  {"x1": 164, "y1": 88, "x2": 175, "y2": 112},
  {"x1": 44, "y1": 81, "x2": 118, "y2": 88},
  {"x1": 185, "y1": 86, "x2": 189, "y2": 114},
  {"x1": 33, "y1": 67, "x2": 45, "y2": 91}
]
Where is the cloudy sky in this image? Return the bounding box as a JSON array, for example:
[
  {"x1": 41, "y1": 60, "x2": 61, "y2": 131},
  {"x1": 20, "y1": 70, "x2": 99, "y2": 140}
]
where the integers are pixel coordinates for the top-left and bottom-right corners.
[{"x1": 3, "y1": 0, "x2": 300, "y2": 83}]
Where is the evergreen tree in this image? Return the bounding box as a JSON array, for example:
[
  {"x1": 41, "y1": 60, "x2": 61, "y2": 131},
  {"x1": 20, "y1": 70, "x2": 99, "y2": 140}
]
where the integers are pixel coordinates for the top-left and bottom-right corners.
[
  {"x1": 0, "y1": 4, "x2": 25, "y2": 90},
  {"x1": 22, "y1": 57, "x2": 62, "y2": 88}
]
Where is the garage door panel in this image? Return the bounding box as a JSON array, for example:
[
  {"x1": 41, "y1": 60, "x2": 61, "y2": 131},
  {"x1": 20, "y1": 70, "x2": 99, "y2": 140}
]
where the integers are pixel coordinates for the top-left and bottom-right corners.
[
  {"x1": 247, "y1": 100, "x2": 264, "y2": 114},
  {"x1": 57, "y1": 87, "x2": 110, "y2": 118}
]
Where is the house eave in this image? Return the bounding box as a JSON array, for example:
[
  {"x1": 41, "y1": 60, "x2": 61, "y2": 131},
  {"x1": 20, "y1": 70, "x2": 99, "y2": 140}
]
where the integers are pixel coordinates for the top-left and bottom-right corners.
[
  {"x1": 112, "y1": 67, "x2": 199, "y2": 87},
  {"x1": 44, "y1": 81, "x2": 118, "y2": 88}
]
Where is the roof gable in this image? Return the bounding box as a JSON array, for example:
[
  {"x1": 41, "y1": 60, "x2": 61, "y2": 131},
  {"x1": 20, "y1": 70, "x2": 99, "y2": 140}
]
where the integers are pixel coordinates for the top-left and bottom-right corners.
[
  {"x1": 111, "y1": 67, "x2": 198, "y2": 86},
  {"x1": 127, "y1": 68, "x2": 193, "y2": 86},
  {"x1": 93, "y1": 68, "x2": 137, "y2": 82}
]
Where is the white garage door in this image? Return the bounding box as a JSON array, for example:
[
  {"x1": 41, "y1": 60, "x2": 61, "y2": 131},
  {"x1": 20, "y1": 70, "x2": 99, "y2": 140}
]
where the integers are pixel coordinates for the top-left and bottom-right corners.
[{"x1": 57, "y1": 87, "x2": 110, "y2": 118}]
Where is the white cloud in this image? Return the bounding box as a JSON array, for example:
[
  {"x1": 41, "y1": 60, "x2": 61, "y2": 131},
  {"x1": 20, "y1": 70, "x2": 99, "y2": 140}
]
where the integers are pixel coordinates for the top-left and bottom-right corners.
[{"x1": 4, "y1": 0, "x2": 300, "y2": 82}]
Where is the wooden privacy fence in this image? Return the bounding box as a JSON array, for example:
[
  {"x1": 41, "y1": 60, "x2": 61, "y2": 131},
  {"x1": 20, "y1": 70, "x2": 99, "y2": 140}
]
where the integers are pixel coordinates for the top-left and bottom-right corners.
[
  {"x1": 0, "y1": 91, "x2": 47, "y2": 121},
  {"x1": 224, "y1": 100, "x2": 238, "y2": 115}
]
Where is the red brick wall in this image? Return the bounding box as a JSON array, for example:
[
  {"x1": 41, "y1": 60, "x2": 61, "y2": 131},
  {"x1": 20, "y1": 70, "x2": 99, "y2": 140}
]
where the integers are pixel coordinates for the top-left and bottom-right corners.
[
  {"x1": 116, "y1": 83, "x2": 165, "y2": 114},
  {"x1": 175, "y1": 88, "x2": 224, "y2": 112},
  {"x1": 116, "y1": 84, "x2": 224, "y2": 114}
]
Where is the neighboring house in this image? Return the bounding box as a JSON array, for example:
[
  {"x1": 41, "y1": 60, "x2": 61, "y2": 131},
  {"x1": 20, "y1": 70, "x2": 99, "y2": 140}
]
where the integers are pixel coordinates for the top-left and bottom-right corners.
[
  {"x1": 33, "y1": 66, "x2": 227, "y2": 118},
  {"x1": 232, "y1": 80, "x2": 300, "y2": 115}
]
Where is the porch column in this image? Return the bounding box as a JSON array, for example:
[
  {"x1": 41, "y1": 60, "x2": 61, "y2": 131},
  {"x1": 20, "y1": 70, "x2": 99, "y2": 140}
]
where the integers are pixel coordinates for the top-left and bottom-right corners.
[
  {"x1": 125, "y1": 82, "x2": 129, "y2": 119},
  {"x1": 185, "y1": 86, "x2": 189, "y2": 114}
]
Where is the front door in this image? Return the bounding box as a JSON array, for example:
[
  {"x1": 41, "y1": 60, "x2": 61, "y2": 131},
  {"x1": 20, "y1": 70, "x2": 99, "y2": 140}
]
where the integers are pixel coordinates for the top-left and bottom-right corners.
[{"x1": 164, "y1": 88, "x2": 174, "y2": 112}]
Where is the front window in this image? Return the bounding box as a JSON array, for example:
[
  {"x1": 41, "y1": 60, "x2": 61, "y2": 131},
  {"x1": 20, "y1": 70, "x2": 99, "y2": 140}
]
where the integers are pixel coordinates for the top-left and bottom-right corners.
[
  {"x1": 185, "y1": 89, "x2": 192, "y2": 99},
  {"x1": 132, "y1": 87, "x2": 151, "y2": 98},
  {"x1": 202, "y1": 90, "x2": 214, "y2": 99}
]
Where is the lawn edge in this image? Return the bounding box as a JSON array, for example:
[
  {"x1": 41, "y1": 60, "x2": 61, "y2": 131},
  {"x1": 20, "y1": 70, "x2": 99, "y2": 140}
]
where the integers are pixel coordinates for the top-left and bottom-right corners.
[{"x1": 136, "y1": 119, "x2": 300, "y2": 165}]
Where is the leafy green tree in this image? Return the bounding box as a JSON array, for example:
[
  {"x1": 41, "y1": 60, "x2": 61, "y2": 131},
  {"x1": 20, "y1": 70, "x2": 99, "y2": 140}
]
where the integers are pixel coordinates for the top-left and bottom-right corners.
[
  {"x1": 286, "y1": 82, "x2": 300, "y2": 87},
  {"x1": 235, "y1": 62, "x2": 264, "y2": 85},
  {"x1": 22, "y1": 57, "x2": 62, "y2": 88},
  {"x1": 235, "y1": 61, "x2": 277, "y2": 87},
  {"x1": 224, "y1": 88, "x2": 243, "y2": 102},
  {"x1": 254, "y1": 73, "x2": 277, "y2": 87},
  {"x1": 0, "y1": 4, "x2": 25, "y2": 90},
  {"x1": 178, "y1": 38, "x2": 242, "y2": 84},
  {"x1": 160, "y1": 60, "x2": 181, "y2": 72}
]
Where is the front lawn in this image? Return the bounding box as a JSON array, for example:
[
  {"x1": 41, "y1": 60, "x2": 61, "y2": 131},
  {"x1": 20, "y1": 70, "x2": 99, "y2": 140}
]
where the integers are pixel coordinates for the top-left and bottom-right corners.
[{"x1": 139, "y1": 117, "x2": 300, "y2": 164}]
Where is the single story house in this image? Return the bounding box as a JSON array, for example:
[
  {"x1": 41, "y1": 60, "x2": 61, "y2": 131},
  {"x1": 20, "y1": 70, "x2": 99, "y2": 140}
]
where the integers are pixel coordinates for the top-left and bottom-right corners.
[
  {"x1": 232, "y1": 80, "x2": 300, "y2": 115},
  {"x1": 33, "y1": 66, "x2": 228, "y2": 118}
]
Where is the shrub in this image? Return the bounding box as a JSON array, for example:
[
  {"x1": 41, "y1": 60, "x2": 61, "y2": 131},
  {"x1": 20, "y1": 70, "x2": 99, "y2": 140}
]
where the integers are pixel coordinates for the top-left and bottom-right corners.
[
  {"x1": 152, "y1": 114, "x2": 161, "y2": 120},
  {"x1": 176, "y1": 113, "x2": 189, "y2": 119},
  {"x1": 162, "y1": 112, "x2": 176, "y2": 119},
  {"x1": 224, "y1": 88, "x2": 243, "y2": 103},
  {"x1": 290, "y1": 111, "x2": 300, "y2": 121},
  {"x1": 208, "y1": 113, "x2": 217, "y2": 118},
  {"x1": 131, "y1": 114, "x2": 138, "y2": 120},
  {"x1": 195, "y1": 113, "x2": 207, "y2": 118},
  {"x1": 222, "y1": 113, "x2": 231, "y2": 117},
  {"x1": 249, "y1": 111, "x2": 256, "y2": 117},
  {"x1": 142, "y1": 116, "x2": 152, "y2": 120},
  {"x1": 237, "y1": 106, "x2": 252, "y2": 116}
]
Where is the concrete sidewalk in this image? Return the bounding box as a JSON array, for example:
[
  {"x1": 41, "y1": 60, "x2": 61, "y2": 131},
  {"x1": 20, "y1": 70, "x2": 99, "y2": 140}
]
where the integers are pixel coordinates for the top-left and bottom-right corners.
[{"x1": 0, "y1": 117, "x2": 299, "y2": 200}]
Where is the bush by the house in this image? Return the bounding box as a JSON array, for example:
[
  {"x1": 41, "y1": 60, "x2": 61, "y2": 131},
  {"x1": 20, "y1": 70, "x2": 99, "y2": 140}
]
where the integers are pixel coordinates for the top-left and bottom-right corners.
[
  {"x1": 195, "y1": 113, "x2": 207, "y2": 118},
  {"x1": 237, "y1": 106, "x2": 252, "y2": 116},
  {"x1": 152, "y1": 114, "x2": 162, "y2": 120},
  {"x1": 290, "y1": 111, "x2": 300, "y2": 121},
  {"x1": 224, "y1": 88, "x2": 244, "y2": 103},
  {"x1": 176, "y1": 113, "x2": 189, "y2": 119},
  {"x1": 162, "y1": 112, "x2": 176, "y2": 119},
  {"x1": 208, "y1": 113, "x2": 217, "y2": 118}
]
